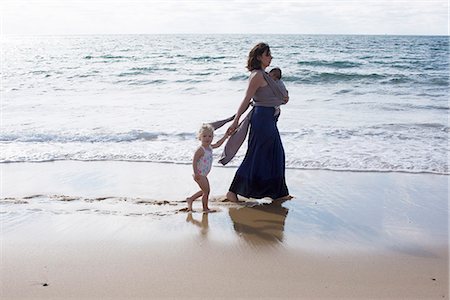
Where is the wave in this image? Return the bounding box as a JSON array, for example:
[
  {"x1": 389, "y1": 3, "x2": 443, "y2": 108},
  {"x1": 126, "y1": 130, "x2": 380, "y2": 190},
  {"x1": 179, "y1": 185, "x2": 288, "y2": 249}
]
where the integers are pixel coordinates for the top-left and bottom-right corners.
[
  {"x1": 297, "y1": 60, "x2": 362, "y2": 68},
  {"x1": 279, "y1": 72, "x2": 448, "y2": 87},
  {"x1": 1, "y1": 158, "x2": 447, "y2": 175},
  {"x1": 174, "y1": 79, "x2": 205, "y2": 83},
  {"x1": 398, "y1": 104, "x2": 449, "y2": 111},
  {"x1": 96, "y1": 69, "x2": 449, "y2": 87},
  {"x1": 285, "y1": 71, "x2": 387, "y2": 84},
  {"x1": 84, "y1": 54, "x2": 130, "y2": 60},
  {"x1": 117, "y1": 71, "x2": 146, "y2": 77},
  {"x1": 280, "y1": 123, "x2": 449, "y2": 140},
  {"x1": 115, "y1": 79, "x2": 168, "y2": 85},
  {"x1": 192, "y1": 55, "x2": 226, "y2": 61},
  {"x1": 367, "y1": 122, "x2": 449, "y2": 132},
  {"x1": 0, "y1": 130, "x2": 195, "y2": 143},
  {"x1": 229, "y1": 74, "x2": 248, "y2": 81},
  {"x1": 129, "y1": 67, "x2": 155, "y2": 72},
  {"x1": 286, "y1": 165, "x2": 448, "y2": 175},
  {"x1": 380, "y1": 76, "x2": 413, "y2": 84},
  {"x1": 7, "y1": 124, "x2": 445, "y2": 144},
  {"x1": 376, "y1": 102, "x2": 449, "y2": 112},
  {"x1": 129, "y1": 66, "x2": 177, "y2": 72},
  {"x1": 228, "y1": 71, "x2": 388, "y2": 84},
  {"x1": 428, "y1": 77, "x2": 450, "y2": 87}
]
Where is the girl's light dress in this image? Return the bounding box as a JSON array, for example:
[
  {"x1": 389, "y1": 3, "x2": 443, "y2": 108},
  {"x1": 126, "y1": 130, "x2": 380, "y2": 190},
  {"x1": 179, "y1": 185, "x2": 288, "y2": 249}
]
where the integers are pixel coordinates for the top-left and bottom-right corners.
[{"x1": 196, "y1": 146, "x2": 213, "y2": 176}]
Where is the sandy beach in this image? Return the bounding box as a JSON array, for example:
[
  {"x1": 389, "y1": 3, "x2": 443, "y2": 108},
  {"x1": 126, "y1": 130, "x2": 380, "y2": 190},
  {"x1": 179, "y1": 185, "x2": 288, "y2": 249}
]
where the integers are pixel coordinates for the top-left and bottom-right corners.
[{"x1": 1, "y1": 161, "x2": 448, "y2": 299}]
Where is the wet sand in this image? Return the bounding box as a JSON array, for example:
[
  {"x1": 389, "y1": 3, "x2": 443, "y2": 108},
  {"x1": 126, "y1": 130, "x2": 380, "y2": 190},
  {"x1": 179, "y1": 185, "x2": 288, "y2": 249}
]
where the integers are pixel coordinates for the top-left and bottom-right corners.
[{"x1": 1, "y1": 161, "x2": 448, "y2": 299}]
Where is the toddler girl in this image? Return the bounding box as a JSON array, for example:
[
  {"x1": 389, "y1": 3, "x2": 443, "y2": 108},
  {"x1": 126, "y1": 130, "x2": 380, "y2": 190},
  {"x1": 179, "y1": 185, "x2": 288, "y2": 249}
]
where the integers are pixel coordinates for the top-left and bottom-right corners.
[{"x1": 187, "y1": 124, "x2": 229, "y2": 212}]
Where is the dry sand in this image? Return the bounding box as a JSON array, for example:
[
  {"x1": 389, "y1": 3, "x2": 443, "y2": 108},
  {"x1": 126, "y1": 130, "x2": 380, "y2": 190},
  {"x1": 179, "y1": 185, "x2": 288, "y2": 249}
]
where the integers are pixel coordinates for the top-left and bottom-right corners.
[{"x1": 1, "y1": 161, "x2": 448, "y2": 299}]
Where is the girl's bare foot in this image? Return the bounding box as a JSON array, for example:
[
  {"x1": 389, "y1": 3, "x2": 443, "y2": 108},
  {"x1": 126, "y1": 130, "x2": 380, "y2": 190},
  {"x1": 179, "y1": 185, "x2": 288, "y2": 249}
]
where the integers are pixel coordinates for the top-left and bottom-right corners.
[
  {"x1": 186, "y1": 197, "x2": 194, "y2": 211},
  {"x1": 203, "y1": 208, "x2": 216, "y2": 213},
  {"x1": 226, "y1": 191, "x2": 239, "y2": 202}
]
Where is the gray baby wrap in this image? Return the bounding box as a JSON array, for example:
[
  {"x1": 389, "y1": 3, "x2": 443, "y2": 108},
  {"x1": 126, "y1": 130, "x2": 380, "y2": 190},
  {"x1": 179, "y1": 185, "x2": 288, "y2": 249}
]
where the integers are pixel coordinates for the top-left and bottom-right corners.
[{"x1": 208, "y1": 71, "x2": 287, "y2": 165}]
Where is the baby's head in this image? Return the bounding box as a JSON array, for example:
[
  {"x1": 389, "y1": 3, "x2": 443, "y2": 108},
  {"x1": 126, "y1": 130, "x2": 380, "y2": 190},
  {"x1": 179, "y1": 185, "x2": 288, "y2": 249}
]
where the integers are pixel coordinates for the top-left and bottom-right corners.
[
  {"x1": 197, "y1": 123, "x2": 214, "y2": 141},
  {"x1": 269, "y1": 67, "x2": 282, "y2": 81}
]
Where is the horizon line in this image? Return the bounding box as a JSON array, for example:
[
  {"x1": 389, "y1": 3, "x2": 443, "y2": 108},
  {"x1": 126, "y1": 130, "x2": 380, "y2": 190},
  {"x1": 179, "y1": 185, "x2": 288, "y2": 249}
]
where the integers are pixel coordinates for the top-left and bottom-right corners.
[{"x1": 2, "y1": 33, "x2": 449, "y2": 37}]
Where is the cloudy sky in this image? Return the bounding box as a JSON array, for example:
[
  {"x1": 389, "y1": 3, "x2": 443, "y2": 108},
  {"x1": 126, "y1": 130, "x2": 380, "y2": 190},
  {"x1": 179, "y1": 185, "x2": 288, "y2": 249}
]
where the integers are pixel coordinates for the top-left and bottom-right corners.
[{"x1": 0, "y1": 0, "x2": 448, "y2": 35}]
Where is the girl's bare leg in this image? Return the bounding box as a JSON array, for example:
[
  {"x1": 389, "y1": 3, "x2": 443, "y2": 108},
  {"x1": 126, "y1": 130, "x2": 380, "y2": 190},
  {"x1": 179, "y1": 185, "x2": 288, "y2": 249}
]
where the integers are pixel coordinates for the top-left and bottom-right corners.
[
  {"x1": 187, "y1": 191, "x2": 203, "y2": 211},
  {"x1": 196, "y1": 176, "x2": 212, "y2": 212}
]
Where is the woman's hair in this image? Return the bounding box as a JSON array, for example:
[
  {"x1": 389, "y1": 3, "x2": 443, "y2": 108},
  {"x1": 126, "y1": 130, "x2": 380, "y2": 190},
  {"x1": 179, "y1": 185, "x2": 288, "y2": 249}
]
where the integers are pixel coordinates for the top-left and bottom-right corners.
[
  {"x1": 247, "y1": 42, "x2": 271, "y2": 71},
  {"x1": 197, "y1": 123, "x2": 214, "y2": 140}
]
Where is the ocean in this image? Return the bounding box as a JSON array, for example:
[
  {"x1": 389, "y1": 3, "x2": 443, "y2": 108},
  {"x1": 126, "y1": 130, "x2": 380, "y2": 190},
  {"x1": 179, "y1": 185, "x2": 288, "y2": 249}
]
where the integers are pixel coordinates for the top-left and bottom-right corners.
[{"x1": 1, "y1": 34, "x2": 448, "y2": 174}]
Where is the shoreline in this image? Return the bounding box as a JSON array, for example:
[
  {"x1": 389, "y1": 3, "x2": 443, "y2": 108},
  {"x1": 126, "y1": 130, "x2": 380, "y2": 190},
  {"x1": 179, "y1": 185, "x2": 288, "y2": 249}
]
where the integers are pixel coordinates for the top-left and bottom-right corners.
[
  {"x1": 1, "y1": 159, "x2": 447, "y2": 176},
  {"x1": 1, "y1": 160, "x2": 448, "y2": 299}
]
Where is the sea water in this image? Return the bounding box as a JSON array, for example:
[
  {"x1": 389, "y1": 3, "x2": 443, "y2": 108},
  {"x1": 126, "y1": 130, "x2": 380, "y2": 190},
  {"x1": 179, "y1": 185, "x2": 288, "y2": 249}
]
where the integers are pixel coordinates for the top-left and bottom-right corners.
[{"x1": 1, "y1": 34, "x2": 448, "y2": 174}]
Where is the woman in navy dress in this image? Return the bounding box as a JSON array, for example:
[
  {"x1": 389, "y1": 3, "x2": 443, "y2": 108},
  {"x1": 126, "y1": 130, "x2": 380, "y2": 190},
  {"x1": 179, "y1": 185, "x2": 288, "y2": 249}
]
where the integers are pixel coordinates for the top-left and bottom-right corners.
[{"x1": 226, "y1": 43, "x2": 290, "y2": 202}]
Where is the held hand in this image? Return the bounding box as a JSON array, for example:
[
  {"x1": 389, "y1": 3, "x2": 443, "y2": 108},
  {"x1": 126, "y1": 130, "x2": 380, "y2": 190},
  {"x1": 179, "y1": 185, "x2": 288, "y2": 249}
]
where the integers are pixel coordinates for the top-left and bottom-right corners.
[
  {"x1": 227, "y1": 122, "x2": 238, "y2": 136},
  {"x1": 226, "y1": 125, "x2": 234, "y2": 136}
]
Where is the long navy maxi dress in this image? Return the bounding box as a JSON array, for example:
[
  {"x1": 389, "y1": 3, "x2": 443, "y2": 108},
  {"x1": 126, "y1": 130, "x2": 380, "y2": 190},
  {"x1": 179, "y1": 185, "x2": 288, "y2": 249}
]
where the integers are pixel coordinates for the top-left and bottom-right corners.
[{"x1": 229, "y1": 83, "x2": 289, "y2": 200}]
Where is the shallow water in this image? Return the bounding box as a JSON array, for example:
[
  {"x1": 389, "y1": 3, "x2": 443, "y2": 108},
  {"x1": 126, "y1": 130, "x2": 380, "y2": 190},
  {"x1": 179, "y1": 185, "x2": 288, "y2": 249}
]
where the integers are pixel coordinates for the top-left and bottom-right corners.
[{"x1": 2, "y1": 34, "x2": 448, "y2": 174}]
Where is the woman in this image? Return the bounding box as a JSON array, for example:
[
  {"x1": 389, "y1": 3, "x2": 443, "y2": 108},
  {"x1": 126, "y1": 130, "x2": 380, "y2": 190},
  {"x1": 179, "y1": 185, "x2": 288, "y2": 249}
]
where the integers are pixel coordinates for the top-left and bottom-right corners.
[{"x1": 226, "y1": 42, "x2": 290, "y2": 202}]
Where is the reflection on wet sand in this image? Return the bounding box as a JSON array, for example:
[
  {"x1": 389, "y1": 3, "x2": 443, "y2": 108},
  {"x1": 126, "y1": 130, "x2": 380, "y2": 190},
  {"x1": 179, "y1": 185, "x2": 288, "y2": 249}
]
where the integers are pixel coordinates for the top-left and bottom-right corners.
[
  {"x1": 186, "y1": 212, "x2": 209, "y2": 238},
  {"x1": 228, "y1": 199, "x2": 289, "y2": 246}
]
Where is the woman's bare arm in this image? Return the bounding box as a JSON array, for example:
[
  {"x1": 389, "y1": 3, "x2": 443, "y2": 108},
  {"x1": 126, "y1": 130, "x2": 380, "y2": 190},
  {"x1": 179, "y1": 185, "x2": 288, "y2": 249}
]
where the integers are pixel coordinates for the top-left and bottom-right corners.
[{"x1": 226, "y1": 71, "x2": 264, "y2": 135}]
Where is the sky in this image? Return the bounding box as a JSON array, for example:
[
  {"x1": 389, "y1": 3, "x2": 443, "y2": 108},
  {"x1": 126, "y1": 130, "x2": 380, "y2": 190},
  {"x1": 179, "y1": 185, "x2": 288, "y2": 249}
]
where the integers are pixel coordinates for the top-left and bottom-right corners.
[{"x1": 0, "y1": 0, "x2": 448, "y2": 36}]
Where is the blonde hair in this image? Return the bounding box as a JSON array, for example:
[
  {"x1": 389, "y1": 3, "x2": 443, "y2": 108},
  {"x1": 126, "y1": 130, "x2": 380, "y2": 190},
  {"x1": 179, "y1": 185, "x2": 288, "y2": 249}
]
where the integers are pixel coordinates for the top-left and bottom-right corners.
[{"x1": 197, "y1": 123, "x2": 214, "y2": 140}]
